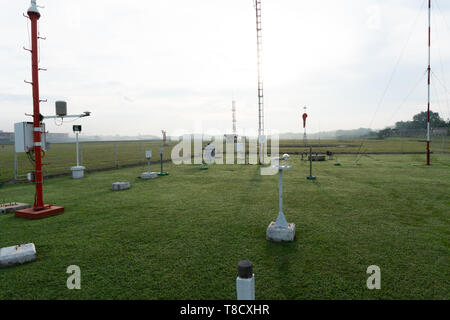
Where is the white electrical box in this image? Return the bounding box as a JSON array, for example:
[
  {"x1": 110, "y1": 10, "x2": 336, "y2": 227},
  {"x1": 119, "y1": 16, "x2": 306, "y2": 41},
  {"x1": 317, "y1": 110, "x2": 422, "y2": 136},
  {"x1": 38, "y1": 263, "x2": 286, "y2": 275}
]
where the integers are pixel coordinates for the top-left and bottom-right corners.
[{"x1": 14, "y1": 122, "x2": 47, "y2": 153}]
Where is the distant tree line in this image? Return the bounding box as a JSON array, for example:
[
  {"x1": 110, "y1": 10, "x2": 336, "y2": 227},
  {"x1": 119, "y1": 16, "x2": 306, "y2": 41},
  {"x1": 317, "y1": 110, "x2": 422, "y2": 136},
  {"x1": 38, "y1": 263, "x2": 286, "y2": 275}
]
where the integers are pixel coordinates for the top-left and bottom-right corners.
[{"x1": 377, "y1": 111, "x2": 449, "y2": 139}]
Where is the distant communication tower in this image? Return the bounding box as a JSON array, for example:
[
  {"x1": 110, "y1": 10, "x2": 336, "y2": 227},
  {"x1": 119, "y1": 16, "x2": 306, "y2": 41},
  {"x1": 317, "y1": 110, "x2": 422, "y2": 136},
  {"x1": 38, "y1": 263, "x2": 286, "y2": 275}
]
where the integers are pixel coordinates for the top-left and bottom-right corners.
[
  {"x1": 254, "y1": 0, "x2": 266, "y2": 164},
  {"x1": 232, "y1": 100, "x2": 237, "y2": 136},
  {"x1": 426, "y1": 0, "x2": 431, "y2": 165},
  {"x1": 161, "y1": 130, "x2": 168, "y2": 146},
  {"x1": 255, "y1": 0, "x2": 264, "y2": 137}
]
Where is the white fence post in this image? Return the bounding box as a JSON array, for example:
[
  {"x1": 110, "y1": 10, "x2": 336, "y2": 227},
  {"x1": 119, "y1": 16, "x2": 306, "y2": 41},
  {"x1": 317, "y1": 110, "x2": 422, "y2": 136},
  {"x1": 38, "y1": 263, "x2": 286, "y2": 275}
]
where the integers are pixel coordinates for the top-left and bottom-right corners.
[{"x1": 236, "y1": 260, "x2": 255, "y2": 300}]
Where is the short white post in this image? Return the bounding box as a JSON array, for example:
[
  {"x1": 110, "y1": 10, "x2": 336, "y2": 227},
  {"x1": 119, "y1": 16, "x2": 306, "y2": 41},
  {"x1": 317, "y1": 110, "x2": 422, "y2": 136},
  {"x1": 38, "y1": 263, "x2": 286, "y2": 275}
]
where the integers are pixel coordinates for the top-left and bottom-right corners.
[
  {"x1": 75, "y1": 132, "x2": 79, "y2": 167},
  {"x1": 146, "y1": 150, "x2": 152, "y2": 172},
  {"x1": 275, "y1": 168, "x2": 288, "y2": 228},
  {"x1": 266, "y1": 154, "x2": 296, "y2": 242},
  {"x1": 71, "y1": 125, "x2": 85, "y2": 179},
  {"x1": 236, "y1": 260, "x2": 255, "y2": 300}
]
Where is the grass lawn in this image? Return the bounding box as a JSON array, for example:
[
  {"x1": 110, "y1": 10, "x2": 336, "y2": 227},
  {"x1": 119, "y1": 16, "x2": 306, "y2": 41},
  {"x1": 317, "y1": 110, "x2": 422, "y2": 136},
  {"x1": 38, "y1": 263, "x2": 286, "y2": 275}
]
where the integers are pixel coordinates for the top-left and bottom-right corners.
[
  {"x1": 1, "y1": 137, "x2": 449, "y2": 182},
  {"x1": 0, "y1": 153, "x2": 449, "y2": 299}
]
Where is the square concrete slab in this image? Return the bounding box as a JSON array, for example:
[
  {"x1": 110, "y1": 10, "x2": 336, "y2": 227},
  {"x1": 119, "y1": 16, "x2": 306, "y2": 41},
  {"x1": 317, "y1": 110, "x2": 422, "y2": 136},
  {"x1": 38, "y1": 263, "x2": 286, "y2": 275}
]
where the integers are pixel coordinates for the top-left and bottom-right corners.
[
  {"x1": 15, "y1": 205, "x2": 64, "y2": 219},
  {"x1": 0, "y1": 202, "x2": 31, "y2": 215},
  {"x1": 140, "y1": 172, "x2": 158, "y2": 179},
  {"x1": 266, "y1": 222, "x2": 296, "y2": 242},
  {"x1": 0, "y1": 243, "x2": 37, "y2": 268},
  {"x1": 112, "y1": 182, "x2": 131, "y2": 191}
]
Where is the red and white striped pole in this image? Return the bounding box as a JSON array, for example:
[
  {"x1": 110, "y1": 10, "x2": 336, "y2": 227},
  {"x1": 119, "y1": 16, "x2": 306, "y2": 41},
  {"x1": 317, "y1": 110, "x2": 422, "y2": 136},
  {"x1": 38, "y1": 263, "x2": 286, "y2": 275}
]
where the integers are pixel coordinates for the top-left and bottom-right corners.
[
  {"x1": 16, "y1": 1, "x2": 64, "y2": 219},
  {"x1": 426, "y1": 0, "x2": 431, "y2": 165},
  {"x1": 28, "y1": 0, "x2": 45, "y2": 208}
]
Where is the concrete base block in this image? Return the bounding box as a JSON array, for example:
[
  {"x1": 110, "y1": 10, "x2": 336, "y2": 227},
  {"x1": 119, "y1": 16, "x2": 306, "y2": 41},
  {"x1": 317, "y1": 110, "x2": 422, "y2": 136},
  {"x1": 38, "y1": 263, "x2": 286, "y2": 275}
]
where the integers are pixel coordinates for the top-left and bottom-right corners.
[
  {"x1": 266, "y1": 222, "x2": 296, "y2": 242},
  {"x1": 0, "y1": 243, "x2": 37, "y2": 268},
  {"x1": 140, "y1": 172, "x2": 158, "y2": 179},
  {"x1": 112, "y1": 182, "x2": 131, "y2": 191},
  {"x1": 71, "y1": 166, "x2": 85, "y2": 179},
  {"x1": 0, "y1": 202, "x2": 31, "y2": 215},
  {"x1": 308, "y1": 154, "x2": 326, "y2": 161}
]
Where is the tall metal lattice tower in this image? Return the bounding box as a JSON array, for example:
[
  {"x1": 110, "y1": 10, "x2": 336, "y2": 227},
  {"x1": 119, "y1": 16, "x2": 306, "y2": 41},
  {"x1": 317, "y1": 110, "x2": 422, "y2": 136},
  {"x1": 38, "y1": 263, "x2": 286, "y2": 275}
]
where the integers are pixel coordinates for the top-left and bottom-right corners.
[
  {"x1": 255, "y1": 0, "x2": 264, "y2": 137},
  {"x1": 232, "y1": 100, "x2": 237, "y2": 136},
  {"x1": 426, "y1": 0, "x2": 431, "y2": 165}
]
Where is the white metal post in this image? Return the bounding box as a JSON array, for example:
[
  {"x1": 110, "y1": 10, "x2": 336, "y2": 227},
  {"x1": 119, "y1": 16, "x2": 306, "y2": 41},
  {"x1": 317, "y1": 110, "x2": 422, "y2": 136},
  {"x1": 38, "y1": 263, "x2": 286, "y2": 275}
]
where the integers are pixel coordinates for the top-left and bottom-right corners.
[
  {"x1": 275, "y1": 166, "x2": 288, "y2": 228},
  {"x1": 76, "y1": 132, "x2": 79, "y2": 167},
  {"x1": 13, "y1": 144, "x2": 18, "y2": 180},
  {"x1": 114, "y1": 142, "x2": 117, "y2": 168},
  {"x1": 279, "y1": 169, "x2": 282, "y2": 215},
  {"x1": 236, "y1": 260, "x2": 255, "y2": 300}
]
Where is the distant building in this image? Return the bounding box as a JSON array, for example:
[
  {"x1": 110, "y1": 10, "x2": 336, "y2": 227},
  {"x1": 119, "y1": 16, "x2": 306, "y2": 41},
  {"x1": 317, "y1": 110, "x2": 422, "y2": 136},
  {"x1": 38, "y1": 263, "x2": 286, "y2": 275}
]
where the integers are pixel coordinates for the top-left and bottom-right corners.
[
  {"x1": 0, "y1": 132, "x2": 14, "y2": 144},
  {"x1": 46, "y1": 133, "x2": 70, "y2": 142},
  {"x1": 224, "y1": 134, "x2": 238, "y2": 143}
]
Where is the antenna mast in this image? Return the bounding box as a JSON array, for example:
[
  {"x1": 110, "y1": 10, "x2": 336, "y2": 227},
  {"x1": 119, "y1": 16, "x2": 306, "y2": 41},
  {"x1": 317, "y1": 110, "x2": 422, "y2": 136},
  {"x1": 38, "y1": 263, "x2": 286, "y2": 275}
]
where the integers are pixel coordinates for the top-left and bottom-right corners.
[
  {"x1": 255, "y1": 0, "x2": 264, "y2": 137},
  {"x1": 15, "y1": 0, "x2": 65, "y2": 218},
  {"x1": 426, "y1": 0, "x2": 431, "y2": 165},
  {"x1": 232, "y1": 100, "x2": 237, "y2": 136},
  {"x1": 28, "y1": 0, "x2": 44, "y2": 210}
]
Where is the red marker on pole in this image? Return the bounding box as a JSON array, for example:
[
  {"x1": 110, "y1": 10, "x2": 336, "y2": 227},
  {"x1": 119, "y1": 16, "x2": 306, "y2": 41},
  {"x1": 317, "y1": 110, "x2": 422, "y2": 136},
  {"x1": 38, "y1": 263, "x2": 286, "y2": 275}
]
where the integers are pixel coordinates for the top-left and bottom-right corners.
[
  {"x1": 302, "y1": 113, "x2": 308, "y2": 129},
  {"x1": 302, "y1": 107, "x2": 308, "y2": 146}
]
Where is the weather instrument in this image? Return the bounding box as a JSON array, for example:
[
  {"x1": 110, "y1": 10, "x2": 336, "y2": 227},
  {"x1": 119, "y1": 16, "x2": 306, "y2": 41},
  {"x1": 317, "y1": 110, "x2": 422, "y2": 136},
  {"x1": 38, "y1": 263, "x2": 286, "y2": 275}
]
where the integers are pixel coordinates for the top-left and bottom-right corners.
[
  {"x1": 140, "y1": 150, "x2": 158, "y2": 179},
  {"x1": 71, "y1": 124, "x2": 85, "y2": 179},
  {"x1": 15, "y1": 1, "x2": 90, "y2": 219},
  {"x1": 302, "y1": 106, "x2": 308, "y2": 147},
  {"x1": 158, "y1": 147, "x2": 169, "y2": 176},
  {"x1": 266, "y1": 154, "x2": 296, "y2": 242}
]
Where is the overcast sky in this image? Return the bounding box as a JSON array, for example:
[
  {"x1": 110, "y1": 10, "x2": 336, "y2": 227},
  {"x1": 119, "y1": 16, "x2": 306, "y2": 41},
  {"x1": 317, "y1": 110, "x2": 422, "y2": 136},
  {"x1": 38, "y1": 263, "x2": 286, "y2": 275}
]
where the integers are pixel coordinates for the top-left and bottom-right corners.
[{"x1": 1, "y1": 0, "x2": 450, "y2": 137}]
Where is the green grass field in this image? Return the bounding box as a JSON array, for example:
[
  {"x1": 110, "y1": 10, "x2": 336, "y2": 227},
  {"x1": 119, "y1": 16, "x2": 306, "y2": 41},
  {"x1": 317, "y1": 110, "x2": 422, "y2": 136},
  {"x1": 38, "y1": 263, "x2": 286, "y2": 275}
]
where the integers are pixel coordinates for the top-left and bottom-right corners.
[
  {"x1": 0, "y1": 140, "x2": 176, "y2": 183},
  {"x1": 1, "y1": 137, "x2": 449, "y2": 183},
  {"x1": 0, "y1": 153, "x2": 448, "y2": 299}
]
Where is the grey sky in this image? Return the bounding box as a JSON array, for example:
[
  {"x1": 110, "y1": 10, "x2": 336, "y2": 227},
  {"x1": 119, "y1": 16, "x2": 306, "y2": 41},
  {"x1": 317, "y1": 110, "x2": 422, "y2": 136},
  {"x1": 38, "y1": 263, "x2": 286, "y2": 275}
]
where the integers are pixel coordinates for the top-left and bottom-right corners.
[{"x1": 1, "y1": 0, "x2": 449, "y2": 137}]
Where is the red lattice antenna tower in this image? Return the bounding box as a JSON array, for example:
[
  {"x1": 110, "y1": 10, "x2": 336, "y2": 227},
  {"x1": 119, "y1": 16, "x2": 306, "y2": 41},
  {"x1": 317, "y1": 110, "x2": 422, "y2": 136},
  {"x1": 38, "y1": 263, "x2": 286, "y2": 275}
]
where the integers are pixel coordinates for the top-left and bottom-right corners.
[{"x1": 15, "y1": 0, "x2": 64, "y2": 219}]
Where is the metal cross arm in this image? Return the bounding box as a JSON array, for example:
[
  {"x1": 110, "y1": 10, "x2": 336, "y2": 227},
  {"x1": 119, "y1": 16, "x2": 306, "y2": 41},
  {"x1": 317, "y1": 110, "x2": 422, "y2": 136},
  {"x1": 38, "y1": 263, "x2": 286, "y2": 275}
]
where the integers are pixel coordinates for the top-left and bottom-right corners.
[{"x1": 43, "y1": 111, "x2": 91, "y2": 119}]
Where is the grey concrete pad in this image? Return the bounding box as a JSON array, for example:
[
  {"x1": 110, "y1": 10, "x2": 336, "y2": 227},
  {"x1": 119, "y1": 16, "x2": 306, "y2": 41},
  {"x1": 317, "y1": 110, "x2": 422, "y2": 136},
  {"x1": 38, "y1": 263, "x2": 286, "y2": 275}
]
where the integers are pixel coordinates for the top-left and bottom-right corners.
[
  {"x1": 266, "y1": 222, "x2": 296, "y2": 242},
  {"x1": 140, "y1": 172, "x2": 158, "y2": 180},
  {"x1": 0, "y1": 243, "x2": 37, "y2": 268},
  {"x1": 308, "y1": 154, "x2": 326, "y2": 161},
  {"x1": 0, "y1": 202, "x2": 31, "y2": 215},
  {"x1": 112, "y1": 182, "x2": 131, "y2": 191}
]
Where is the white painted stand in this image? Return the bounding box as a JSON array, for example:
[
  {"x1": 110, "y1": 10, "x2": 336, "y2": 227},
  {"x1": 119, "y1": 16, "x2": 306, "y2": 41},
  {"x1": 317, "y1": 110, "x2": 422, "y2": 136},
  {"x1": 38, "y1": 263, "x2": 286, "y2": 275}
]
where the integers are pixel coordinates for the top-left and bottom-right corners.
[
  {"x1": 70, "y1": 130, "x2": 86, "y2": 179},
  {"x1": 266, "y1": 154, "x2": 296, "y2": 242},
  {"x1": 71, "y1": 166, "x2": 85, "y2": 179},
  {"x1": 0, "y1": 243, "x2": 37, "y2": 268}
]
